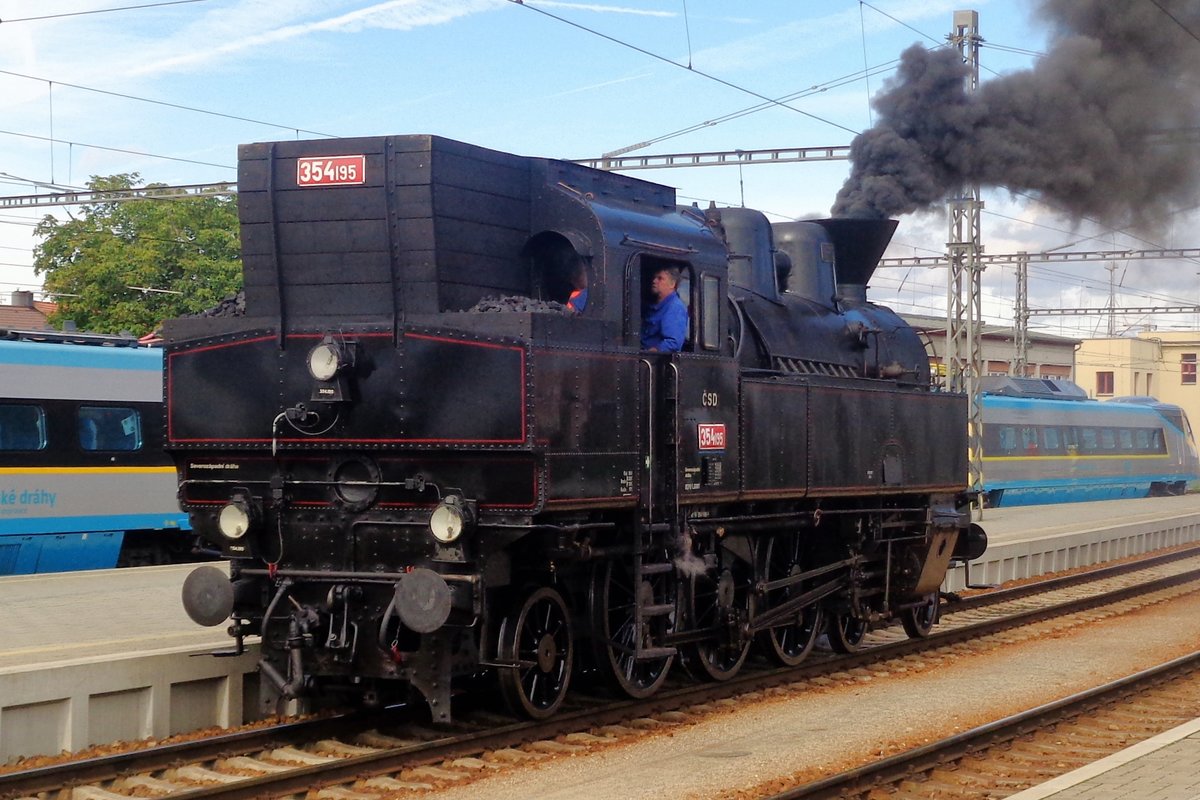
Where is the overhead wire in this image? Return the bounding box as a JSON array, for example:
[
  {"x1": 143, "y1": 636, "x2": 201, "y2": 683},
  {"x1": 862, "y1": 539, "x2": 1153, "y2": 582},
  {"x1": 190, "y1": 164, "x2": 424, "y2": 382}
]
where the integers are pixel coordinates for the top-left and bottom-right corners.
[
  {"x1": 858, "y1": 2, "x2": 873, "y2": 126},
  {"x1": 0, "y1": 0, "x2": 212, "y2": 24},
  {"x1": 0, "y1": 128, "x2": 233, "y2": 171},
  {"x1": 507, "y1": 0, "x2": 860, "y2": 137},
  {"x1": 981, "y1": 42, "x2": 1046, "y2": 58},
  {"x1": 1148, "y1": 0, "x2": 1200, "y2": 45},
  {"x1": 0, "y1": 69, "x2": 337, "y2": 140},
  {"x1": 604, "y1": 52, "x2": 913, "y2": 155},
  {"x1": 680, "y1": 0, "x2": 693, "y2": 69}
]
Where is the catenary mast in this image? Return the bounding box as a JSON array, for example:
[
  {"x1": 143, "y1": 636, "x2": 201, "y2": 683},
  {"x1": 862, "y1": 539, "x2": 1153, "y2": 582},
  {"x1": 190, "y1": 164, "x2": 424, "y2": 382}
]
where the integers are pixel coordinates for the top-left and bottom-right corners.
[{"x1": 945, "y1": 9, "x2": 985, "y2": 510}]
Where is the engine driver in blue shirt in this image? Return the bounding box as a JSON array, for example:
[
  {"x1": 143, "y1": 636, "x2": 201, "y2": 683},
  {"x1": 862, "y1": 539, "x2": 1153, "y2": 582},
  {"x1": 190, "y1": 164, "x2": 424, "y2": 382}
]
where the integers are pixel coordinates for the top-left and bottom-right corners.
[{"x1": 641, "y1": 267, "x2": 688, "y2": 352}]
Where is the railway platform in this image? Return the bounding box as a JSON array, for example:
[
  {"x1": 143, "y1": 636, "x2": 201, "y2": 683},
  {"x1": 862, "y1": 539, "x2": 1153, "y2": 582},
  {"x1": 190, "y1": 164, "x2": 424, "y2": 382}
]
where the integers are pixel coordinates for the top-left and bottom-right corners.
[
  {"x1": 1, "y1": 495, "x2": 1199, "y2": 766},
  {"x1": 1009, "y1": 717, "x2": 1200, "y2": 800},
  {"x1": 945, "y1": 493, "x2": 1200, "y2": 591},
  {"x1": 0, "y1": 562, "x2": 259, "y2": 765}
]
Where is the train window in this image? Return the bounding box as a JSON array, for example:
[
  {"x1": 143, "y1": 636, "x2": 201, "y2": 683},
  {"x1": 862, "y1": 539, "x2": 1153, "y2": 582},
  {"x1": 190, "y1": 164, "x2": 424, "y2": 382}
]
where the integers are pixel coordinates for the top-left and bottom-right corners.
[
  {"x1": 1020, "y1": 427, "x2": 1039, "y2": 453},
  {"x1": 1042, "y1": 427, "x2": 1063, "y2": 454},
  {"x1": 78, "y1": 407, "x2": 142, "y2": 452},
  {"x1": 1080, "y1": 428, "x2": 1099, "y2": 452},
  {"x1": 701, "y1": 275, "x2": 721, "y2": 351},
  {"x1": 994, "y1": 426, "x2": 1017, "y2": 454},
  {"x1": 0, "y1": 404, "x2": 46, "y2": 450},
  {"x1": 1151, "y1": 429, "x2": 1165, "y2": 453},
  {"x1": 1099, "y1": 428, "x2": 1116, "y2": 450},
  {"x1": 1135, "y1": 428, "x2": 1151, "y2": 450},
  {"x1": 523, "y1": 231, "x2": 589, "y2": 311},
  {"x1": 677, "y1": 271, "x2": 692, "y2": 308},
  {"x1": 1117, "y1": 429, "x2": 1134, "y2": 450},
  {"x1": 1063, "y1": 427, "x2": 1079, "y2": 455}
]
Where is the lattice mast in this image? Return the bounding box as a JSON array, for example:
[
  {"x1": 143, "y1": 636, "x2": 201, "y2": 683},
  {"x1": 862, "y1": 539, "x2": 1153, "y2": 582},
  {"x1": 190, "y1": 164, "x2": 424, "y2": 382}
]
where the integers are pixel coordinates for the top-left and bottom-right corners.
[
  {"x1": 1012, "y1": 252, "x2": 1029, "y2": 376},
  {"x1": 946, "y1": 9, "x2": 985, "y2": 506}
]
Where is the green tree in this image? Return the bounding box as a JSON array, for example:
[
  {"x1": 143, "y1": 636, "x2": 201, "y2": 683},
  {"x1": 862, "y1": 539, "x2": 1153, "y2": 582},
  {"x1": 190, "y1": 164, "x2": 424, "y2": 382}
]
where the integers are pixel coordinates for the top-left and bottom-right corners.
[{"x1": 33, "y1": 173, "x2": 241, "y2": 335}]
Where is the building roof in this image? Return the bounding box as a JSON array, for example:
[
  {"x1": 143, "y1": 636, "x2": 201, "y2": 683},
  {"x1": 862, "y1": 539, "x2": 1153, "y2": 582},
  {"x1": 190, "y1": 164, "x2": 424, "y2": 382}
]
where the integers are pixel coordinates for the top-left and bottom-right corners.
[
  {"x1": 0, "y1": 305, "x2": 51, "y2": 330},
  {"x1": 900, "y1": 312, "x2": 1081, "y2": 345}
]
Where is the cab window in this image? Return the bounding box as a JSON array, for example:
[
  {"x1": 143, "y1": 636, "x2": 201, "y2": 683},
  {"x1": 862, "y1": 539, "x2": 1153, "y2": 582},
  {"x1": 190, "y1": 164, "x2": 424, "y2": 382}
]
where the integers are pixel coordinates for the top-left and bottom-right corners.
[
  {"x1": 701, "y1": 274, "x2": 722, "y2": 351},
  {"x1": 635, "y1": 256, "x2": 693, "y2": 352}
]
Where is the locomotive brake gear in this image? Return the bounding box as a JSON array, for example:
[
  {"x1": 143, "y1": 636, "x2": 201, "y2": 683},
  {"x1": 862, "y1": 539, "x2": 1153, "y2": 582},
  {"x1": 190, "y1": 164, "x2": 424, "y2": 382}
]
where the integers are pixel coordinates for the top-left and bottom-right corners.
[
  {"x1": 395, "y1": 567, "x2": 453, "y2": 633},
  {"x1": 325, "y1": 585, "x2": 359, "y2": 657}
]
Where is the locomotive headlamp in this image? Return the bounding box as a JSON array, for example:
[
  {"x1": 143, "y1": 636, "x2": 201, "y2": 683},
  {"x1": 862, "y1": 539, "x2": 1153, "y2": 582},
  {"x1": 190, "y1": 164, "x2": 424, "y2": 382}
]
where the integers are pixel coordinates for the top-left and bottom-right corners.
[
  {"x1": 429, "y1": 495, "x2": 471, "y2": 544},
  {"x1": 217, "y1": 501, "x2": 252, "y2": 539},
  {"x1": 307, "y1": 340, "x2": 342, "y2": 381},
  {"x1": 217, "y1": 491, "x2": 258, "y2": 541}
]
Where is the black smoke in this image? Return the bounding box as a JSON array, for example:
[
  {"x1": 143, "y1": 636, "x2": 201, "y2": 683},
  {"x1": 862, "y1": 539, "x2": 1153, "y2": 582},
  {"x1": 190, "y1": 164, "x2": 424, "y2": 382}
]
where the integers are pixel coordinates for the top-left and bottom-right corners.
[{"x1": 832, "y1": 0, "x2": 1200, "y2": 230}]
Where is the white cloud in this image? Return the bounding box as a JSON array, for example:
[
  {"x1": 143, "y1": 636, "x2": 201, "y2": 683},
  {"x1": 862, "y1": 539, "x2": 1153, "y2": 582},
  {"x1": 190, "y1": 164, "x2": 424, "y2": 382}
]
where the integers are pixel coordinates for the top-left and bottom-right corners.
[
  {"x1": 129, "y1": 0, "x2": 507, "y2": 76},
  {"x1": 525, "y1": 1, "x2": 675, "y2": 17}
]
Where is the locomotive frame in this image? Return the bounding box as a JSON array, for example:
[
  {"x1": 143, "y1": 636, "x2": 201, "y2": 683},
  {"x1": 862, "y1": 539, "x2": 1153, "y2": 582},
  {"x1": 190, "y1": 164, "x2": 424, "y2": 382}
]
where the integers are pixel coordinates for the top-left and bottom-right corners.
[{"x1": 171, "y1": 135, "x2": 983, "y2": 721}]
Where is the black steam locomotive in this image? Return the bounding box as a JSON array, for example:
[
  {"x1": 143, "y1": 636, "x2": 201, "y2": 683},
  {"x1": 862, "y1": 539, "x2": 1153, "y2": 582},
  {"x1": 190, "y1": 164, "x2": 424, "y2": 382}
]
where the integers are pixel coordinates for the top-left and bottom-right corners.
[{"x1": 173, "y1": 135, "x2": 983, "y2": 721}]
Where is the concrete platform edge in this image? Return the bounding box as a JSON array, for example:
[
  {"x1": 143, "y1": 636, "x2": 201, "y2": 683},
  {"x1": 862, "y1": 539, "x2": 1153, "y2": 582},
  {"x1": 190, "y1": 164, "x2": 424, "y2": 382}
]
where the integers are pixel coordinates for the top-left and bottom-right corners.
[
  {"x1": 944, "y1": 509, "x2": 1200, "y2": 591},
  {"x1": 0, "y1": 643, "x2": 260, "y2": 765}
]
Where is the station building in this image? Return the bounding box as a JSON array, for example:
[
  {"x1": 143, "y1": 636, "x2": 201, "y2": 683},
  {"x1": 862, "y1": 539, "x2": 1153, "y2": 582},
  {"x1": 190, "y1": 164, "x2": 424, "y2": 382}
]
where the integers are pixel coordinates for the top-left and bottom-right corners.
[
  {"x1": 901, "y1": 313, "x2": 1079, "y2": 384},
  {"x1": 1076, "y1": 331, "x2": 1200, "y2": 434},
  {"x1": 0, "y1": 290, "x2": 54, "y2": 330}
]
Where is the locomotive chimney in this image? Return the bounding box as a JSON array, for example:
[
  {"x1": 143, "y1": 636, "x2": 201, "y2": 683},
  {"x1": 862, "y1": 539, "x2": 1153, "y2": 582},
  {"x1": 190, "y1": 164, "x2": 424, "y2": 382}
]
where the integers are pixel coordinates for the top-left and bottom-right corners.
[{"x1": 812, "y1": 218, "x2": 898, "y2": 306}]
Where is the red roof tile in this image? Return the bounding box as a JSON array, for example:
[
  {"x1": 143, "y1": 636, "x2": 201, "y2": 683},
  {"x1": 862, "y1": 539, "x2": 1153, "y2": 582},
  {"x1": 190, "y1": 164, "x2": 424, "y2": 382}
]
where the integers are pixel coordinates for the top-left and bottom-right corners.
[{"x1": 0, "y1": 306, "x2": 51, "y2": 330}]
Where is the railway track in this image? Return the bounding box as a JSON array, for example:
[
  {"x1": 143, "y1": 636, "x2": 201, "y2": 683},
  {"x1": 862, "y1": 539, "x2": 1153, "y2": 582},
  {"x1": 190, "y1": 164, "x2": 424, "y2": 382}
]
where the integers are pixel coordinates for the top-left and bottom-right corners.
[
  {"x1": 6, "y1": 544, "x2": 1200, "y2": 800},
  {"x1": 765, "y1": 651, "x2": 1200, "y2": 799}
]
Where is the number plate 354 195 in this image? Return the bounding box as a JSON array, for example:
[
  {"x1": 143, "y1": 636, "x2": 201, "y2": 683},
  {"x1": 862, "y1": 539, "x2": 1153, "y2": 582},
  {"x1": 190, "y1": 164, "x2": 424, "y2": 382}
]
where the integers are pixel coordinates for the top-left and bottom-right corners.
[{"x1": 296, "y1": 155, "x2": 366, "y2": 186}]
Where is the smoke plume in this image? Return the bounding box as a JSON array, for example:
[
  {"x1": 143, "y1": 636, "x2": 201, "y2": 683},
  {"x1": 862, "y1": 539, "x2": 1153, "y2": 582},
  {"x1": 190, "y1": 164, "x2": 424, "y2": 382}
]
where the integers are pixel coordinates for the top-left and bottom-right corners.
[{"x1": 832, "y1": 0, "x2": 1200, "y2": 230}]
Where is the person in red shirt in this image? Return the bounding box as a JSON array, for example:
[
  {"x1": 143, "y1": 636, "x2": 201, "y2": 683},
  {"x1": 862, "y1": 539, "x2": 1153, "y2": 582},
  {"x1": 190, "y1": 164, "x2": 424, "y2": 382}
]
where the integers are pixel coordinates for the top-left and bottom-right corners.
[{"x1": 567, "y1": 261, "x2": 589, "y2": 313}]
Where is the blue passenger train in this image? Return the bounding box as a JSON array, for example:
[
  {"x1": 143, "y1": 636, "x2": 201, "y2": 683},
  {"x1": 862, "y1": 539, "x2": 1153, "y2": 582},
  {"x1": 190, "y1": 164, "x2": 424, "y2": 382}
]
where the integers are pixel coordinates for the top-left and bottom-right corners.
[
  {"x1": 981, "y1": 377, "x2": 1200, "y2": 507},
  {"x1": 0, "y1": 330, "x2": 193, "y2": 574}
]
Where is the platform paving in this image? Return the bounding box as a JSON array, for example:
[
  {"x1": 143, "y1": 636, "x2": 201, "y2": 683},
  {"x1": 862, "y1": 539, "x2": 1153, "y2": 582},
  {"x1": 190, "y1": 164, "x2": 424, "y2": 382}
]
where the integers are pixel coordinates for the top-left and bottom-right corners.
[
  {"x1": 0, "y1": 562, "x2": 234, "y2": 669},
  {"x1": 1008, "y1": 718, "x2": 1200, "y2": 800}
]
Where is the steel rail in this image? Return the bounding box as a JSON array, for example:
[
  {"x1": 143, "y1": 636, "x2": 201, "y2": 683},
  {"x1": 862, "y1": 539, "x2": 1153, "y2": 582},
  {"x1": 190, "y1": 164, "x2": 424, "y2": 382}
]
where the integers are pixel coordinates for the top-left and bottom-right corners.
[{"x1": 766, "y1": 650, "x2": 1200, "y2": 799}]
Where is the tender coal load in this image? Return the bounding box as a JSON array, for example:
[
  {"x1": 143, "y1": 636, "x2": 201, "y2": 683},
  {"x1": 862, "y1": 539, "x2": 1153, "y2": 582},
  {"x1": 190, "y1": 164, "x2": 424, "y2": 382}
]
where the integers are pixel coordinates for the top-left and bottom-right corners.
[
  {"x1": 191, "y1": 291, "x2": 246, "y2": 318},
  {"x1": 469, "y1": 295, "x2": 571, "y2": 314}
]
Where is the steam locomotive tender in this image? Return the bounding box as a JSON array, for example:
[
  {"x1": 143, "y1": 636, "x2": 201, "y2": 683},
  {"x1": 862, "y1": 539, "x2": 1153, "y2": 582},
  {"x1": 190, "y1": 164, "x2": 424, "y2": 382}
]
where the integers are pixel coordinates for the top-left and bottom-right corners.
[{"x1": 173, "y1": 135, "x2": 984, "y2": 721}]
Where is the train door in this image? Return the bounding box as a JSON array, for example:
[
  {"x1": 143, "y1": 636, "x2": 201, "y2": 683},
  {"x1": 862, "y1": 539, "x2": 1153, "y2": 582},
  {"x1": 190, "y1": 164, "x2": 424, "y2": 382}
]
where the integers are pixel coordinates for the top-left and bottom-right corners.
[
  {"x1": 629, "y1": 255, "x2": 688, "y2": 525},
  {"x1": 629, "y1": 255, "x2": 737, "y2": 522}
]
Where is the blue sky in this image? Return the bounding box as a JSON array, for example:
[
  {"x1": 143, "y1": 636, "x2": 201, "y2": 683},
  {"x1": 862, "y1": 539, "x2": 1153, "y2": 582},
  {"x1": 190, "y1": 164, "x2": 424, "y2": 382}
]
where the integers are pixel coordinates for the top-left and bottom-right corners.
[{"x1": 1, "y1": 0, "x2": 1197, "y2": 337}]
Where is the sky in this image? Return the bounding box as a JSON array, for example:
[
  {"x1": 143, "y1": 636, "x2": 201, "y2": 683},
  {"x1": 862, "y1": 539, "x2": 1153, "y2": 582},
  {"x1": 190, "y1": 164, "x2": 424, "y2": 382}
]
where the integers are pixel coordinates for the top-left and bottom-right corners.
[{"x1": 1, "y1": 0, "x2": 1199, "y2": 340}]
